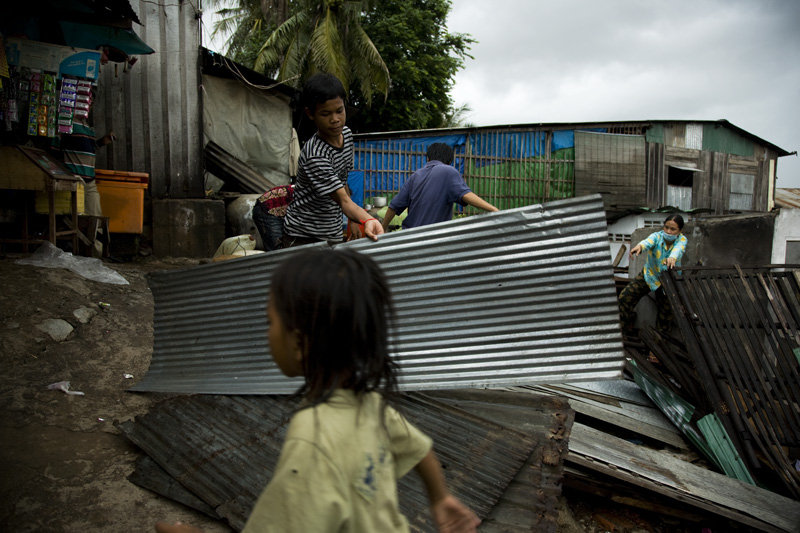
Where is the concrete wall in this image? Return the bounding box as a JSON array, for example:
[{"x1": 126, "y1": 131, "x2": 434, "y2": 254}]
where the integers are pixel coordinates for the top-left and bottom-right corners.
[
  {"x1": 626, "y1": 212, "x2": 778, "y2": 331},
  {"x1": 683, "y1": 212, "x2": 776, "y2": 267},
  {"x1": 629, "y1": 212, "x2": 777, "y2": 276},
  {"x1": 152, "y1": 199, "x2": 225, "y2": 258},
  {"x1": 772, "y1": 208, "x2": 800, "y2": 264}
]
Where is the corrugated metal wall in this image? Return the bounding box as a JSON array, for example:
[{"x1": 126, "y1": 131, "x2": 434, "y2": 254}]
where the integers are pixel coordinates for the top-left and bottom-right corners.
[
  {"x1": 132, "y1": 194, "x2": 625, "y2": 395},
  {"x1": 354, "y1": 126, "x2": 587, "y2": 213},
  {"x1": 94, "y1": 0, "x2": 204, "y2": 199},
  {"x1": 574, "y1": 131, "x2": 647, "y2": 211}
]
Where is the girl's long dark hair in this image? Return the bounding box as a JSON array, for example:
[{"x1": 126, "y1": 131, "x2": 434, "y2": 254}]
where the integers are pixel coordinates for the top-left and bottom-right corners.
[{"x1": 269, "y1": 248, "x2": 399, "y2": 407}]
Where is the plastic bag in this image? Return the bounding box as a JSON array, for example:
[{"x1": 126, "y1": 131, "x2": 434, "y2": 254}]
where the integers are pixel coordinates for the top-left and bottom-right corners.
[
  {"x1": 47, "y1": 380, "x2": 85, "y2": 396},
  {"x1": 16, "y1": 241, "x2": 129, "y2": 285},
  {"x1": 213, "y1": 234, "x2": 263, "y2": 258}
]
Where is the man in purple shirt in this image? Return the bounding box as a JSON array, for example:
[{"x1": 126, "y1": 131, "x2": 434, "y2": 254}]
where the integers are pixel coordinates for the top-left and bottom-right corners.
[{"x1": 381, "y1": 143, "x2": 498, "y2": 230}]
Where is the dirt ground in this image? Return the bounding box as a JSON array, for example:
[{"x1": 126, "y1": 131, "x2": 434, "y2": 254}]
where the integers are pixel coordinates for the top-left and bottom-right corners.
[
  {"x1": 0, "y1": 253, "x2": 233, "y2": 532},
  {"x1": 0, "y1": 250, "x2": 708, "y2": 533}
]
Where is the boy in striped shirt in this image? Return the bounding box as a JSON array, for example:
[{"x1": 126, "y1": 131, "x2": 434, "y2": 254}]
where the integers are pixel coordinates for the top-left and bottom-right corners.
[{"x1": 282, "y1": 73, "x2": 382, "y2": 247}]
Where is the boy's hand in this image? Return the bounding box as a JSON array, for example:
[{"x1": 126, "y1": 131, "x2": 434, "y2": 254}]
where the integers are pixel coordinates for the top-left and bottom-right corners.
[
  {"x1": 431, "y1": 494, "x2": 480, "y2": 533},
  {"x1": 348, "y1": 221, "x2": 364, "y2": 241},
  {"x1": 154, "y1": 521, "x2": 203, "y2": 533},
  {"x1": 363, "y1": 218, "x2": 383, "y2": 241}
]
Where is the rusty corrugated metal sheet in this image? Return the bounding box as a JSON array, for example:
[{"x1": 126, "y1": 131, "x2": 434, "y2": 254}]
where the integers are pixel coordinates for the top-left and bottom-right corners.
[
  {"x1": 131, "y1": 194, "x2": 625, "y2": 394},
  {"x1": 426, "y1": 390, "x2": 574, "y2": 533},
  {"x1": 118, "y1": 392, "x2": 540, "y2": 532},
  {"x1": 775, "y1": 188, "x2": 800, "y2": 208},
  {"x1": 660, "y1": 266, "x2": 800, "y2": 499},
  {"x1": 204, "y1": 141, "x2": 278, "y2": 193}
]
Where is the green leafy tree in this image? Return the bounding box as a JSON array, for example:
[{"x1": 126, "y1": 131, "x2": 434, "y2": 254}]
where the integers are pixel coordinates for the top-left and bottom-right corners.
[
  {"x1": 348, "y1": 0, "x2": 475, "y2": 132},
  {"x1": 211, "y1": 0, "x2": 474, "y2": 132},
  {"x1": 254, "y1": 0, "x2": 390, "y2": 106}
]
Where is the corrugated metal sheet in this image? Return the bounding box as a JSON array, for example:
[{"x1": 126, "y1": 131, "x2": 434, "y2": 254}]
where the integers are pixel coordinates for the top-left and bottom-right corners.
[
  {"x1": 573, "y1": 131, "x2": 646, "y2": 211},
  {"x1": 426, "y1": 389, "x2": 574, "y2": 533},
  {"x1": 729, "y1": 173, "x2": 755, "y2": 210},
  {"x1": 204, "y1": 141, "x2": 278, "y2": 193},
  {"x1": 131, "y1": 194, "x2": 625, "y2": 394},
  {"x1": 685, "y1": 123, "x2": 704, "y2": 150},
  {"x1": 776, "y1": 188, "x2": 800, "y2": 208},
  {"x1": 667, "y1": 184, "x2": 693, "y2": 211},
  {"x1": 94, "y1": 0, "x2": 203, "y2": 198},
  {"x1": 118, "y1": 392, "x2": 540, "y2": 532}
]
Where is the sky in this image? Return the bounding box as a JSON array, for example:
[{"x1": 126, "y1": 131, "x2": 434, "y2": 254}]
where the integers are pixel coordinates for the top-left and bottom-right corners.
[{"x1": 202, "y1": 0, "x2": 800, "y2": 188}]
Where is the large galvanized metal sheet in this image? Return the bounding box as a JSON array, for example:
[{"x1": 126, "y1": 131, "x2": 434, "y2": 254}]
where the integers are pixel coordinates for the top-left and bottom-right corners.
[
  {"x1": 95, "y1": 0, "x2": 204, "y2": 198},
  {"x1": 131, "y1": 194, "x2": 625, "y2": 394}
]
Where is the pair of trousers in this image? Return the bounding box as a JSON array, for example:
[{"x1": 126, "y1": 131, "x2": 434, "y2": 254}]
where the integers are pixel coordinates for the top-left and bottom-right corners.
[
  {"x1": 281, "y1": 234, "x2": 325, "y2": 248},
  {"x1": 618, "y1": 271, "x2": 675, "y2": 333},
  {"x1": 83, "y1": 179, "x2": 103, "y2": 217},
  {"x1": 252, "y1": 207, "x2": 285, "y2": 251}
]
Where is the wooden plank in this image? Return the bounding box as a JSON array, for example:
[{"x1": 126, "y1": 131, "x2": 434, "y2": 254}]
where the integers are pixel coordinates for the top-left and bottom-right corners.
[
  {"x1": 567, "y1": 423, "x2": 800, "y2": 533},
  {"x1": 563, "y1": 466, "x2": 707, "y2": 521},
  {"x1": 557, "y1": 395, "x2": 686, "y2": 450},
  {"x1": 664, "y1": 145, "x2": 702, "y2": 162},
  {"x1": 0, "y1": 146, "x2": 80, "y2": 191},
  {"x1": 523, "y1": 385, "x2": 688, "y2": 450}
]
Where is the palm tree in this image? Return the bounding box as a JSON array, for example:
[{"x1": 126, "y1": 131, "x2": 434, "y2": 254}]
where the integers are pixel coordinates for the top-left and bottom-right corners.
[
  {"x1": 253, "y1": 0, "x2": 390, "y2": 106},
  {"x1": 204, "y1": 0, "x2": 288, "y2": 60},
  {"x1": 442, "y1": 103, "x2": 475, "y2": 129}
]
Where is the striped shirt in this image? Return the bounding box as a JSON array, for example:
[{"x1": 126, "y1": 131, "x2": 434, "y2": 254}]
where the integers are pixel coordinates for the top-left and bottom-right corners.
[
  {"x1": 58, "y1": 122, "x2": 98, "y2": 181},
  {"x1": 283, "y1": 127, "x2": 354, "y2": 240}
]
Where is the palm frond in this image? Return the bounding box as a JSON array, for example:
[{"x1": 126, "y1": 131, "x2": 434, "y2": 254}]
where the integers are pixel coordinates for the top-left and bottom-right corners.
[
  {"x1": 254, "y1": 12, "x2": 304, "y2": 73},
  {"x1": 308, "y1": 8, "x2": 348, "y2": 88},
  {"x1": 277, "y1": 29, "x2": 311, "y2": 87},
  {"x1": 211, "y1": 11, "x2": 245, "y2": 40},
  {"x1": 347, "y1": 23, "x2": 389, "y2": 105}
]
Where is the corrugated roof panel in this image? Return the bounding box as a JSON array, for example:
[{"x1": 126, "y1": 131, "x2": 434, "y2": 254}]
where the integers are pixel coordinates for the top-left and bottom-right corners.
[
  {"x1": 775, "y1": 188, "x2": 800, "y2": 209},
  {"x1": 131, "y1": 195, "x2": 625, "y2": 394},
  {"x1": 119, "y1": 392, "x2": 538, "y2": 532}
]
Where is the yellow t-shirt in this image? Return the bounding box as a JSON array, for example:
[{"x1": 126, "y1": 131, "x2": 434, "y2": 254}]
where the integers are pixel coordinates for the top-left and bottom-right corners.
[{"x1": 243, "y1": 389, "x2": 433, "y2": 533}]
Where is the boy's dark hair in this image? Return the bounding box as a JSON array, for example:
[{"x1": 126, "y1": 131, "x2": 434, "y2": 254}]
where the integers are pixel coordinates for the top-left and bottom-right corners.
[
  {"x1": 664, "y1": 213, "x2": 685, "y2": 230},
  {"x1": 426, "y1": 143, "x2": 454, "y2": 165},
  {"x1": 269, "y1": 248, "x2": 399, "y2": 406},
  {"x1": 302, "y1": 72, "x2": 347, "y2": 113}
]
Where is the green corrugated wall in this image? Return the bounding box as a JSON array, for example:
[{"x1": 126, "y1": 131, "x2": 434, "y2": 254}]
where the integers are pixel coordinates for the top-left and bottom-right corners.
[
  {"x1": 702, "y1": 124, "x2": 754, "y2": 157},
  {"x1": 465, "y1": 148, "x2": 575, "y2": 211}
]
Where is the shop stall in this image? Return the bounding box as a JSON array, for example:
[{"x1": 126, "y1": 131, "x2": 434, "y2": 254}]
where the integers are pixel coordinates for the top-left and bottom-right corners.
[{"x1": 0, "y1": 7, "x2": 154, "y2": 255}]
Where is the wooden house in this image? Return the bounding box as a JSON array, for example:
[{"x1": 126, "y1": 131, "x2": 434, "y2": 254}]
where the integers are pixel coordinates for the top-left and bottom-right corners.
[{"x1": 352, "y1": 119, "x2": 792, "y2": 217}]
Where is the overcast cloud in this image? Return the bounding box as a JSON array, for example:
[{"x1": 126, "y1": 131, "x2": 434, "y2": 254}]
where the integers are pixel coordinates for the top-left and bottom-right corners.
[
  {"x1": 201, "y1": 1, "x2": 800, "y2": 188},
  {"x1": 447, "y1": 0, "x2": 800, "y2": 188}
]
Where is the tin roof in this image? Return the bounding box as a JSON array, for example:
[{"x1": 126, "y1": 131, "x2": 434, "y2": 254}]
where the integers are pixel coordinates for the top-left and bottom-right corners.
[
  {"x1": 352, "y1": 119, "x2": 792, "y2": 157},
  {"x1": 131, "y1": 195, "x2": 625, "y2": 395},
  {"x1": 118, "y1": 392, "x2": 551, "y2": 531},
  {"x1": 775, "y1": 188, "x2": 800, "y2": 208}
]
